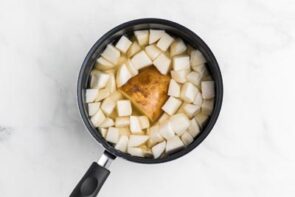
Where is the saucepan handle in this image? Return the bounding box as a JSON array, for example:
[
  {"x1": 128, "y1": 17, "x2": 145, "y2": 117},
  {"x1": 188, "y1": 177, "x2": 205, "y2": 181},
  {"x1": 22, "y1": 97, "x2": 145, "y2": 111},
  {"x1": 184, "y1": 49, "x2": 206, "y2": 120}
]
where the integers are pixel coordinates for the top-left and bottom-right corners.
[{"x1": 70, "y1": 151, "x2": 115, "y2": 197}]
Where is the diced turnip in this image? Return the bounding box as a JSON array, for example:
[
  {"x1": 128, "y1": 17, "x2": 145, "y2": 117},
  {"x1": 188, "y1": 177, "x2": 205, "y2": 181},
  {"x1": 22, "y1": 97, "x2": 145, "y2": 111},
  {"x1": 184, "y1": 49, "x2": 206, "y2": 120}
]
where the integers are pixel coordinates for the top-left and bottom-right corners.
[
  {"x1": 168, "y1": 79, "x2": 181, "y2": 98},
  {"x1": 88, "y1": 102, "x2": 101, "y2": 116},
  {"x1": 101, "y1": 44, "x2": 121, "y2": 64},
  {"x1": 169, "y1": 113, "x2": 190, "y2": 135},
  {"x1": 131, "y1": 50, "x2": 152, "y2": 70},
  {"x1": 118, "y1": 127, "x2": 131, "y2": 136},
  {"x1": 188, "y1": 118, "x2": 200, "y2": 137},
  {"x1": 101, "y1": 91, "x2": 123, "y2": 116},
  {"x1": 86, "y1": 89, "x2": 99, "y2": 103},
  {"x1": 201, "y1": 81, "x2": 215, "y2": 99},
  {"x1": 193, "y1": 92, "x2": 203, "y2": 106},
  {"x1": 165, "y1": 136, "x2": 184, "y2": 154},
  {"x1": 162, "y1": 96, "x2": 182, "y2": 115},
  {"x1": 180, "y1": 82, "x2": 199, "y2": 103},
  {"x1": 152, "y1": 141, "x2": 166, "y2": 159},
  {"x1": 139, "y1": 116, "x2": 150, "y2": 129},
  {"x1": 153, "y1": 53, "x2": 171, "y2": 75},
  {"x1": 100, "y1": 118, "x2": 114, "y2": 128},
  {"x1": 117, "y1": 100, "x2": 132, "y2": 116},
  {"x1": 187, "y1": 71, "x2": 202, "y2": 86},
  {"x1": 106, "y1": 127, "x2": 120, "y2": 144},
  {"x1": 149, "y1": 29, "x2": 164, "y2": 44},
  {"x1": 195, "y1": 113, "x2": 208, "y2": 128},
  {"x1": 173, "y1": 56, "x2": 190, "y2": 71},
  {"x1": 190, "y1": 50, "x2": 206, "y2": 66},
  {"x1": 171, "y1": 69, "x2": 190, "y2": 84},
  {"x1": 192, "y1": 63, "x2": 206, "y2": 77},
  {"x1": 202, "y1": 100, "x2": 214, "y2": 115},
  {"x1": 127, "y1": 147, "x2": 144, "y2": 157},
  {"x1": 183, "y1": 103, "x2": 201, "y2": 118},
  {"x1": 159, "y1": 120, "x2": 175, "y2": 140},
  {"x1": 145, "y1": 45, "x2": 161, "y2": 60},
  {"x1": 100, "y1": 128, "x2": 107, "y2": 138},
  {"x1": 115, "y1": 35, "x2": 132, "y2": 53},
  {"x1": 126, "y1": 60, "x2": 139, "y2": 76},
  {"x1": 147, "y1": 125, "x2": 164, "y2": 146},
  {"x1": 116, "y1": 64, "x2": 132, "y2": 87},
  {"x1": 90, "y1": 109, "x2": 106, "y2": 127},
  {"x1": 156, "y1": 32, "x2": 174, "y2": 51},
  {"x1": 105, "y1": 73, "x2": 116, "y2": 93},
  {"x1": 90, "y1": 70, "x2": 110, "y2": 89},
  {"x1": 181, "y1": 131, "x2": 194, "y2": 146},
  {"x1": 115, "y1": 135, "x2": 129, "y2": 152},
  {"x1": 127, "y1": 41, "x2": 141, "y2": 57},
  {"x1": 134, "y1": 30, "x2": 149, "y2": 46},
  {"x1": 129, "y1": 116, "x2": 142, "y2": 134},
  {"x1": 170, "y1": 39, "x2": 187, "y2": 56},
  {"x1": 128, "y1": 135, "x2": 149, "y2": 147},
  {"x1": 95, "y1": 57, "x2": 115, "y2": 71},
  {"x1": 115, "y1": 117, "x2": 130, "y2": 127},
  {"x1": 158, "y1": 113, "x2": 170, "y2": 124},
  {"x1": 96, "y1": 88, "x2": 110, "y2": 102}
]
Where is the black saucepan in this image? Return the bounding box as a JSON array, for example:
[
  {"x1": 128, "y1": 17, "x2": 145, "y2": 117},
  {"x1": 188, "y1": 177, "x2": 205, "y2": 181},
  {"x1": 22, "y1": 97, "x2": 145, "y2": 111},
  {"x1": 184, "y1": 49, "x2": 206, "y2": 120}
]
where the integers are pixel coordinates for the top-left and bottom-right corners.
[{"x1": 70, "y1": 18, "x2": 223, "y2": 197}]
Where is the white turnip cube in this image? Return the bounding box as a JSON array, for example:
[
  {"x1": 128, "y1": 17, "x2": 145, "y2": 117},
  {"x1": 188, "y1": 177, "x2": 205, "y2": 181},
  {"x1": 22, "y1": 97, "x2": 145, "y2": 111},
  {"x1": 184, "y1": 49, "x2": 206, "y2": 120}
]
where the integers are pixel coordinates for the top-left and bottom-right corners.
[
  {"x1": 172, "y1": 56, "x2": 190, "y2": 71},
  {"x1": 101, "y1": 44, "x2": 121, "y2": 64},
  {"x1": 115, "y1": 135, "x2": 129, "y2": 152},
  {"x1": 188, "y1": 118, "x2": 200, "y2": 137},
  {"x1": 128, "y1": 135, "x2": 149, "y2": 147},
  {"x1": 161, "y1": 96, "x2": 182, "y2": 115},
  {"x1": 149, "y1": 29, "x2": 164, "y2": 44},
  {"x1": 116, "y1": 64, "x2": 132, "y2": 87},
  {"x1": 127, "y1": 147, "x2": 144, "y2": 157},
  {"x1": 127, "y1": 41, "x2": 141, "y2": 57},
  {"x1": 134, "y1": 30, "x2": 149, "y2": 46},
  {"x1": 118, "y1": 127, "x2": 131, "y2": 136},
  {"x1": 95, "y1": 57, "x2": 115, "y2": 71},
  {"x1": 101, "y1": 91, "x2": 123, "y2": 116},
  {"x1": 156, "y1": 32, "x2": 174, "y2": 51},
  {"x1": 168, "y1": 79, "x2": 181, "y2": 98},
  {"x1": 115, "y1": 117, "x2": 130, "y2": 128},
  {"x1": 90, "y1": 109, "x2": 106, "y2": 127},
  {"x1": 153, "y1": 53, "x2": 171, "y2": 75},
  {"x1": 170, "y1": 39, "x2": 187, "y2": 56},
  {"x1": 202, "y1": 100, "x2": 214, "y2": 115},
  {"x1": 159, "y1": 119, "x2": 175, "y2": 140},
  {"x1": 148, "y1": 125, "x2": 164, "y2": 147},
  {"x1": 180, "y1": 82, "x2": 199, "y2": 103},
  {"x1": 131, "y1": 50, "x2": 152, "y2": 70},
  {"x1": 187, "y1": 71, "x2": 202, "y2": 86},
  {"x1": 169, "y1": 113, "x2": 190, "y2": 135},
  {"x1": 117, "y1": 100, "x2": 132, "y2": 116},
  {"x1": 181, "y1": 132, "x2": 194, "y2": 146},
  {"x1": 182, "y1": 103, "x2": 201, "y2": 118},
  {"x1": 106, "y1": 127, "x2": 120, "y2": 143},
  {"x1": 145, "y1": 45, "x2": 161, "y2": 60},
  {"x1": 90, "y1": 70, "x2": 110, "y2": 89},
  {"x1": 100, "y1": 128, "x2": 107, "y2": 138},
  {"x1": 201, "y1": 81, "x2": 215, "y2": 99},
  {"x1": 96, "y1": 88, "x2": 110, "y2": 102},
  {"x1": 152, "y1": 141, "x2": 166, "y2": 159},
  {"x1": 129, "y1": 116, "x2": 142, "y2": 134},
  {"x1": 100, "y1": 118, "x2": 114, "y2": 128},
  {"x1": 171, "y1": 69, "x2": 190, "y2": 84},
  {"x1": 115, "y1": 35, "x2": 132, "y2": 53},
  {"x1": 158, "y1": 113, "x2": 170, "y2": 124},
  {"x1": 190, "y1": 50, "x2": 206, "y2": 66},
  {"x1": 88, "y1": 102, "x2": 101, "y2": 116},
  {"x1": 166, "y1": 136, "x2": 184, "y2": 154},
  {"x1": 105, "y1": 73, "x2": 116, "y2": 93},
  {"x1": 126, "y1": 60, "x2": 139, "y2": 77},
  {"x1": 86, "y1": 89, "x2": 99, "y2": 103},
  {"x1": 195, "y1": 113, "x2": 208, "y2": 128},
  {"x1": 139, "y1": 116, "x2": 150, "y2": 129}
]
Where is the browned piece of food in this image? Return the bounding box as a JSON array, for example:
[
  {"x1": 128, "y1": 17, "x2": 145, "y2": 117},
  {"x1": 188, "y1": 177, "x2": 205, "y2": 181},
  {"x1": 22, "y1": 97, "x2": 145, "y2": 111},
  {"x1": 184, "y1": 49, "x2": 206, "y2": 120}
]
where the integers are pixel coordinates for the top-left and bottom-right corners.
[{"x1": 119, "y1": 66, "x2": 170, "y2": 122}]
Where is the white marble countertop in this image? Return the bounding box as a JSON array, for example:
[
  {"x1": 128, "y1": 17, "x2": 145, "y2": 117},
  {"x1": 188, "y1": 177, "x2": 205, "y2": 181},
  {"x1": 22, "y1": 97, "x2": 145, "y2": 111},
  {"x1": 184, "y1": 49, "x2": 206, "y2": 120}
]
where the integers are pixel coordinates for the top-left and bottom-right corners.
[{"x1": 1, "y1": 0, "x2": 295, "y2": 196}]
